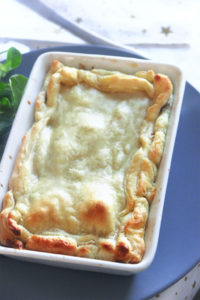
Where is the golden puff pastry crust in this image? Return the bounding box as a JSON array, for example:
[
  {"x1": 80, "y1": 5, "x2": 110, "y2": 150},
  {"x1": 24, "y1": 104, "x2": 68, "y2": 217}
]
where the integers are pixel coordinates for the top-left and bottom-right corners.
[{"x1": 0, "y1": 60, "x2": 173, "y2": 263}]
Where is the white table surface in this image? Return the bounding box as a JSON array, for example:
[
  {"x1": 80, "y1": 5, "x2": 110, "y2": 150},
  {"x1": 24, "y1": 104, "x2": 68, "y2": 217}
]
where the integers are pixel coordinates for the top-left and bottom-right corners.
[
  {"x1": 0, "y1": 1, "x2": 200, "y2": 299},
  {"x1": 1, "y1": 0, "x2": 200, "y2": 93}
]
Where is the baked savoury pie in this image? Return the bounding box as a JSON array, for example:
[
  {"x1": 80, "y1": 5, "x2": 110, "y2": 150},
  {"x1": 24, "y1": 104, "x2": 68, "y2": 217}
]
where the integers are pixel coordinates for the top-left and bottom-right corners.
[{"x1": 0, "y1": 60, "x2": 173, "y2": 263}]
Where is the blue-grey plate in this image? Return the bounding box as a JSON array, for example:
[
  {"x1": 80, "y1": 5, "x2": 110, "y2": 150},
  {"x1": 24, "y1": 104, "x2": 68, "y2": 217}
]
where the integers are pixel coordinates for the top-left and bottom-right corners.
[{"x1": 0, "y1": 45, "x2": 200, "y2": 300}]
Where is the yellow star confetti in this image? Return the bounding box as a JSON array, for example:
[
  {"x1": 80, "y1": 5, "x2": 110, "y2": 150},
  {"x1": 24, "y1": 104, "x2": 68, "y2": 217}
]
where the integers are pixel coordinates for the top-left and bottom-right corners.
[
  {"x1": 75, "y1": 17, "x2": 83, "y2": 23},
  {"x1": 161, "y1": 26, "x2": 173, "y2": 36}
]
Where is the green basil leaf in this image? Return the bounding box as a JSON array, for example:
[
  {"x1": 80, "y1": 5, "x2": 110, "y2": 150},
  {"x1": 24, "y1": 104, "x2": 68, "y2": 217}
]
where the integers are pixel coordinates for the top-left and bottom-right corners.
[
  {"x1": 9, "y1": 74, "x2": 27, "y2": 110},
  {"x1": 0, "y1": 81, "x2": 7, "y2": 90},
  {"x1": 0, "y1": 97, "x2": 12, "y2": 111},
  {"x1": 0, "y1": 114, "x2": 13, "y2": 132},
  {"x1": 0, "y1": 47, "x2": 28, "y2": 158},
  {"x1": 0, "y1": 123, "x2": 12, "y2": 159},
  {"x1": 6, "y1": 47, "x2": 22, "y2": 69},
  {"x1": 0, "y1": 47, "x2": 22, "y2": 79},
  {"x1": 0, "y1": 84, "x2": 12, "y2": 102}
]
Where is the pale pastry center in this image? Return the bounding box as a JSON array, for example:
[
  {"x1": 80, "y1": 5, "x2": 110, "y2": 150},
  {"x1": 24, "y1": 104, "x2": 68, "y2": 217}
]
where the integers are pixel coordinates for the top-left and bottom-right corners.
[{"x1": 15, "y1": 84, "x2": 150, "y2": 237}]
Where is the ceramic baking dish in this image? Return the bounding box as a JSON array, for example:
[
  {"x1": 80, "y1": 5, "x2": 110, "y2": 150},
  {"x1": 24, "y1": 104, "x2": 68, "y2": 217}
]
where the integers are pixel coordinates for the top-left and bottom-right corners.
[{"x1": 0, "y1": 52, "x2": 185, "y2": 275}]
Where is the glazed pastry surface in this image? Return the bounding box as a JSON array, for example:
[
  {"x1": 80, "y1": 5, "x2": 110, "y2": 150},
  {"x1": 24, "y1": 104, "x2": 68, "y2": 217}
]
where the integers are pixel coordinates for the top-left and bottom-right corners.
[{"x1": 0, "y1": 61, "x2": 173, "y2": 263}]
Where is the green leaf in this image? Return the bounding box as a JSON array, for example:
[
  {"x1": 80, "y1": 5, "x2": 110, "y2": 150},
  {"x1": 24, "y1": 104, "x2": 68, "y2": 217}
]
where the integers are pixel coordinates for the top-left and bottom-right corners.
[
  {"x1": 0, "y1": 82, "x2": 12, "y2": 109},
  {"x1": 0, "y1": 97, "x2": 11, "y2": 111},
  {"x1": 9, "y1": 74, "x2": 28, "y2": 110},
  {"x1": 0, "y1": 114, "x2": 14, "y2": 158},
  {"x1": 0, "y1": 47, "x2": 27, "y2": 159},
  {"x1": 6, "y1": 47, "x2": 22, "y2": 68},
  {"x1": 0, "y1": 81, "x2": 7, "y2": 90},
  {"x1": 0, "y1": 47, "x2": 22, "y2": 79},
  {"x1": 0, "y1": 83, "x2": 12, "y2": 97},
  {"x1": 0, "y1": 122, "x2": 12, "y2": 159},
  {"x1": 0, "y1": 113, "x2": 13, "y2": 133}
]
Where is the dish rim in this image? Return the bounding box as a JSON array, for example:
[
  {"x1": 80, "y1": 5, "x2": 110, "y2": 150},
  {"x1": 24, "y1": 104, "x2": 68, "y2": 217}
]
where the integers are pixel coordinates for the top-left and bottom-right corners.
[{"x1": 0, "y1": 51, "x2": 185, "y2": 274}]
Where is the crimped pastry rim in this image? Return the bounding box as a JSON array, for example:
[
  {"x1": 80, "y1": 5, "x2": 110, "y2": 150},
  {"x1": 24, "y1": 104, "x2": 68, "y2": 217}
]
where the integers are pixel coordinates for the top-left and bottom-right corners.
[{"x1": 0, "y1": 52, "x2": 185, "y2": 273}]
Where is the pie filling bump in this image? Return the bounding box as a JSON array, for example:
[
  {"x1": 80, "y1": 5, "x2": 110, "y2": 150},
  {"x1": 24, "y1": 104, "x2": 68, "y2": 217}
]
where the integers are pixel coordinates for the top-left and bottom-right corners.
[{"x1": 0, "y1": 60, "x2": 173, "y2": 263}]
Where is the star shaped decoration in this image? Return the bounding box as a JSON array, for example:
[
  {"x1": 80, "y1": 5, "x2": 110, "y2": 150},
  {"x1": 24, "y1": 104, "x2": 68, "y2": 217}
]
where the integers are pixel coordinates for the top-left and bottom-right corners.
[
  {"x1": 75, "y1": 17, "x2": 83, "y2": 23},
  {"x1": 161, "y1": 26, "x2": 173, "y2": 36}
]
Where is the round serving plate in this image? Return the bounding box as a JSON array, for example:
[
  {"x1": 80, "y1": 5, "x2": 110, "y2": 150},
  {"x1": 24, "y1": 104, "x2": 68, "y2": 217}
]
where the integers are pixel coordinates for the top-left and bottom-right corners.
[{"x1": 0, "y1": 45, "x2": 199, "y2": 300}]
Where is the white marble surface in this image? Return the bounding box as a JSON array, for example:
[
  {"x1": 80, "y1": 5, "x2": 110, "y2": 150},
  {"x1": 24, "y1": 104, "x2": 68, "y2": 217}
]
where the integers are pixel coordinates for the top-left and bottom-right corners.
[
  {"x1": 0, "y1": 0, "x2": 200, "y2": 299},
  {"x1": 0, "y1": 0, "x2": 200, "y2": 92}
]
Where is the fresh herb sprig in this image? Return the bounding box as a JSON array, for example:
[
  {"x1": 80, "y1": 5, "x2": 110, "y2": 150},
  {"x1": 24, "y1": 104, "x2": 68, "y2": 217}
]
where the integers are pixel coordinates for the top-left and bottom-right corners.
[{"x1": 0, "y1": 47, "x2": 28, "y2": 157}]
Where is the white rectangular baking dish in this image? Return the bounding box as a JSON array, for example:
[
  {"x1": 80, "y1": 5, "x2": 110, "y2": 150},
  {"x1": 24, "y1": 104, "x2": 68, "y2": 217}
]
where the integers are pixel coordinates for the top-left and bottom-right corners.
[{"x1": 0, "y1": 52, "x2": 185, "y2": 275}]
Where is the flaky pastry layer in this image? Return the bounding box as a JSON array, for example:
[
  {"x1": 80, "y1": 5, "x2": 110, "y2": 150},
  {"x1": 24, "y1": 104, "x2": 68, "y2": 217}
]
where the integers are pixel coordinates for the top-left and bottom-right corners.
[{"x1": 0, "y1": 60, "x2": 173, "y2": 263}]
